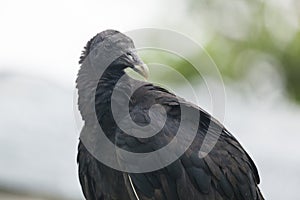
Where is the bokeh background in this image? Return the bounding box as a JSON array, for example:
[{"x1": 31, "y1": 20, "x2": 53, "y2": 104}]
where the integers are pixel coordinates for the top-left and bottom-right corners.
[{"x1": 1, "y1": 0, "x2": 300, "y2": 199}]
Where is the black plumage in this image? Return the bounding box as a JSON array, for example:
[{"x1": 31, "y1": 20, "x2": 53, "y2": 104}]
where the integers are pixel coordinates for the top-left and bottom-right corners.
[{"x1": 76, "y1": 29, "x2": 264, "y2": 200}]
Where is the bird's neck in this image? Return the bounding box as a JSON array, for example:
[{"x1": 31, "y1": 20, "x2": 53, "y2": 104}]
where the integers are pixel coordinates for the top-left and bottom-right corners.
[
  {"x1": 98, "y1": 68, "x2": 126, "y2": 90},
  {"x1": 76, "y1": 64, "x2": 129, "y2": 123}
]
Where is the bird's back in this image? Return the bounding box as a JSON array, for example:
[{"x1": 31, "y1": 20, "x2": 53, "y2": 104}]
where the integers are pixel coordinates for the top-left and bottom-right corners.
[
  {"x1": 112, "y1": 80, "x2": 264, "y2": 200},
  {"x1": 78, "y1": 78, "x2": 264, "y2": 200}
]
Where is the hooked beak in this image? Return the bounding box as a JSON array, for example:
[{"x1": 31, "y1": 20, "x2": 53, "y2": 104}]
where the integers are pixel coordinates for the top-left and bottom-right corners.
[
  {"x1": 126, "y1": 49, "x2": 149, "y2": 79},
  {"x1": 133, "y1": 63, "x2": 149, "y2": 79}
]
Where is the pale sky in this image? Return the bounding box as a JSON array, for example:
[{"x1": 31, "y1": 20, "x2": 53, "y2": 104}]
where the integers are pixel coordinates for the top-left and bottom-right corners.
[
  {"x1": 1, "y1": 0, "x2": 297, "y2": 88},
  {"x1": 0, "y1": 0, "x2": 170, "y2": 85},
  {"x1": 0, "y1": 0, "x2": 190, "y2": 88}
]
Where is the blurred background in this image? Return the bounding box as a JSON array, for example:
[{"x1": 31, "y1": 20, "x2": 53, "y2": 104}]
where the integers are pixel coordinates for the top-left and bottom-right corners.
[{"x1": 1, "y1": 0, "x2": 300, "y2": 199}]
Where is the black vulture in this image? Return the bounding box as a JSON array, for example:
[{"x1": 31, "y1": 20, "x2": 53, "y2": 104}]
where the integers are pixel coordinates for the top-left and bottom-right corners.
[{"x1": 76, "y1": 30, "x2": 264, "y2": 200}]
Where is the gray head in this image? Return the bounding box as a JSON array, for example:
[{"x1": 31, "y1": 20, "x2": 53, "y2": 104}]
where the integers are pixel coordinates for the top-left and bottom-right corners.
[{"x1": 79, "y1": 29, "x2": 149, "y2": 78}]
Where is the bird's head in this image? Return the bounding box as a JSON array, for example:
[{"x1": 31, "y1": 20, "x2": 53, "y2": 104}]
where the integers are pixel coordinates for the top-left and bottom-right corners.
[{"x1": 79, "y1": 29, "x2": 149, "y2": 79}]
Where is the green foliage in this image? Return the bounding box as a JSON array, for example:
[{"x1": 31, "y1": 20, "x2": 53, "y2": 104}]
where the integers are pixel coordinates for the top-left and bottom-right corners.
[
  {"x1": 148, "y1": 0, "x2": 300, "y2": 103},
  {"x1": 282, "y1": 32, "x2": 300, "y2": 101}
]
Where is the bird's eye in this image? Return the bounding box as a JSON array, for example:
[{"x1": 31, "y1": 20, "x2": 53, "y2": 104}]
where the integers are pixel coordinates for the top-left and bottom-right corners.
[{"x1": 126, "y1": 52, "x2": 134, "y2": 61}]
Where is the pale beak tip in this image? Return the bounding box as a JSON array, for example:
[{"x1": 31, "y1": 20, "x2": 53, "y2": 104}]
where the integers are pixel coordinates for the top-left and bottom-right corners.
[{"x1": 134, "y1": 64, "x2": 149, "y2": 79}]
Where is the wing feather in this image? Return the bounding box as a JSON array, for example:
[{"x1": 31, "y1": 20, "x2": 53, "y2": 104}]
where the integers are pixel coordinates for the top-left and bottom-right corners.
[{"x1": 116, "y1": 83, "x2": 264, "y2": 200}]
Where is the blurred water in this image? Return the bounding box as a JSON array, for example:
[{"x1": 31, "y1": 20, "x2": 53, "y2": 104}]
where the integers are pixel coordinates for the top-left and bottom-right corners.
[
  {"x1": 0, "y1": 71, "x2": 299, "y2": 199},
  {"x1": 0, "y1": 72, "x2": 82, "y2": 199}
]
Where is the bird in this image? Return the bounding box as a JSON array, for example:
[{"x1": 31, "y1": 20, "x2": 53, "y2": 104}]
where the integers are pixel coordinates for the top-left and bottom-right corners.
[{"x1": 76, "y1": 29, "x2": 264, "y2": 200}]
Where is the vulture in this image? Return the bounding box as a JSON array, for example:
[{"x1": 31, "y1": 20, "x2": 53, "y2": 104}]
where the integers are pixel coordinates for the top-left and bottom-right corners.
[{"x1": 76, "y1": 29, "x2": 264, "y2": 200}]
